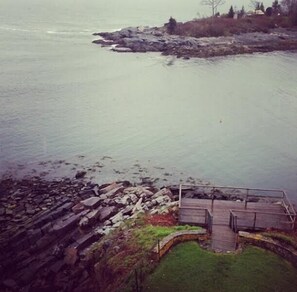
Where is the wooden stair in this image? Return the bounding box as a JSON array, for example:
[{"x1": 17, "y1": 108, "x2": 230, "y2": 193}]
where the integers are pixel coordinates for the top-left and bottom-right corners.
[{"x1": 211, "y1": 225, "x2": 236, "y2": 252}]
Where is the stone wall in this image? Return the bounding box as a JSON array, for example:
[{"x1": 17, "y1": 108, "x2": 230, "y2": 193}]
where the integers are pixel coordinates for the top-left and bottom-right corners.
[
  {"x1": 153, "y1": 229, "x2": 207, "y2": 260},
  {"x1": 239, "y1": 231, "x2": 297, "y2": 269}
]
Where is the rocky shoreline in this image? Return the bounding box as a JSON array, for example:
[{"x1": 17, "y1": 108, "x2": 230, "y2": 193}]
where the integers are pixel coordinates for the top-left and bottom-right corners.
[
  {"x1": 0, "y1": 176, "x2": 176, "y2": 291},
  {"x1": 93, "y1": 26, "x2": 297, "y2": 58},
  {"x1": 0, "y1": 174, "x2": 251, "y2": 291}
]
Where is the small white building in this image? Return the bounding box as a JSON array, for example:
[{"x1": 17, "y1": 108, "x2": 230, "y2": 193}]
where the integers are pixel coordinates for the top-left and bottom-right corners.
[{"x1": 255, "y1": 9, "x2": 265, "y2": 15}]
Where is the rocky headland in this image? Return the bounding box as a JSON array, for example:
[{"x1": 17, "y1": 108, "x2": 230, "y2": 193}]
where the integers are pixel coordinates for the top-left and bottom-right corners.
[{"x1": 93, "y1": 26, "x2": 297, "y2": 58}]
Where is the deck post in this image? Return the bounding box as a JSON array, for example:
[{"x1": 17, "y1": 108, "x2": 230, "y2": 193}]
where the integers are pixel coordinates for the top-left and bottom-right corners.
[
  {"x1": 211, "y1": 194, "x2": 214, "y2": 212},
  {"x1": 206, "y1": 210, "x2": 212, "y2": 233},
  {"x1": 253, "y1": 212, "x2": 257, "y2": 230},
  {"x1": 179, "y1": 184, "x2": 182, "y2": 208}
]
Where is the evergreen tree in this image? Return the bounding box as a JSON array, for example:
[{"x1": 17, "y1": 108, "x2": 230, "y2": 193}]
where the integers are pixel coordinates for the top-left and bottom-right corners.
[
  {"x1": 260, "y1": 2, "x2": 265, "y2": 11},
  {"x1": 272, "y1": 0, "x2": 279, "y2": 9},
  {"x1": 228, "y1": 5, "x2": 235, "y2": 18},
  {"x1": 272, "y1": 0, "x2": 281, "y2": 14},
  {"x1": 167, "y1": 17, "x2": 177, "y2": 34},
  {"x1": 239, "y1": 5, "x2": 245, "y2": 17}
]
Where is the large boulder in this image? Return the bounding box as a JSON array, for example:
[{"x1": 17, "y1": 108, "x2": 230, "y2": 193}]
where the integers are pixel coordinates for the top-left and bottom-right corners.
[
  {"x1": 99, "y1": 206, "x2": 118, "y2": 222},
  {"x1": 110, "y1": 211, "x2": 124, "y2": 225},
  {"x1": 100, "y1": 182, "x2": 121, "y2": 194},
  {"x1": 79, "y1": 209, "x2": 102, "y2": 228},
  {"x1": 152, "y1": 188, "x2": 174, "y2": 200},
  {"x1": 153, "y1": 195, "x2": 171, "y2": 205},
  {"x1": 132, "y1": 198, "x2": 143, "y2": 214}
]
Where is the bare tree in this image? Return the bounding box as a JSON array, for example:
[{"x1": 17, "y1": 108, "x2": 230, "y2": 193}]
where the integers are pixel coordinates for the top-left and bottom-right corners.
[
  {"x1": 281, "y1": 0, "x2": 297, "y2": 14},
  {"x1": 281, "y1": 0, "x2": 297, "y2": 24},
  {"x1": 250, "y1": 0, "x2": 263, "y2": 10},
  {"x1": 250, "y1": 0, "x2": 259, "y2": 9},
  {"x1": 201, "y1": 0, "x2": 226, "y2": 16}
]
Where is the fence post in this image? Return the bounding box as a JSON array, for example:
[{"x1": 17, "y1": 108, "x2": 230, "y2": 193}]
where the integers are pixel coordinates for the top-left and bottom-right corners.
[
  {"x1": 179, "y1": 184, "x2": 182, "y2": 208},
  {"x1": 211, "y1": 194, "x2": 214, "y2": 211},
  {"x1": 157, "y1": 239, "x2": 160, "y2": 262},
  {"x1": 231, "y1": 214, "x2": 234, "y2": 231},
  {"x1": 210, "y1": 213, "x2": 213, "y2": 234},
  {"x1": 245, "y1": 189, "x2": 249, "y2": 209},
  {"x1": 135, "y1": 269, "x2": 139, "y2": 292},
  {"x1": 232, "y1": 214, "x2": 235, "y2": 231}
]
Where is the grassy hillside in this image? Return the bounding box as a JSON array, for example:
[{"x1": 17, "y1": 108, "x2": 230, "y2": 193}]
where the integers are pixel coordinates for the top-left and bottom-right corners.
[{"x1": 144, "y1": 241, "x2": 297, "y2": 292}]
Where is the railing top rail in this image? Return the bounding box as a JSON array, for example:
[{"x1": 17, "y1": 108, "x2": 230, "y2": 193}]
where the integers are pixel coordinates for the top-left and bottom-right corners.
[
  {"x1": 230, "y1": 209, "x2": 295, "y2": 217},
  {"x1": 179, "y1": 184, "x2": 285, "y2": 194},
  {"x1": 179, "y1": 206, "x2": 209, "y2": 211}
]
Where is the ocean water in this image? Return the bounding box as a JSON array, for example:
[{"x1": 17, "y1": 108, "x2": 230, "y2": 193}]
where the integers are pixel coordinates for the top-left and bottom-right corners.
[{"x1": 1, "y1": 0, "x2": 297, "y2": 202}]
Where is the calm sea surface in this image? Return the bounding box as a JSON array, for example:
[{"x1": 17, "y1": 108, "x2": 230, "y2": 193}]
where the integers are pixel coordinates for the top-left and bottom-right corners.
[{"x1": 1, "y1": 0, "x2": 297, "y2": 202}]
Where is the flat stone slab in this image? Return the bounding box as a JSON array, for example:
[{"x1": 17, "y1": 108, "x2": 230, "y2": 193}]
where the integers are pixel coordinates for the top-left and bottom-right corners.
[
  {"x1": 52, "y1": 212, "x2": 87, "y2": 236},
  {"x1": 81, "y1": 197, "x2": 101, "y2": 209}
]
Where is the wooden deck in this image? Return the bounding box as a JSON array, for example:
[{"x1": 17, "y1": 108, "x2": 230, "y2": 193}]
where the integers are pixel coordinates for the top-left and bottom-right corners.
[{"x1": 179, "y1": 198, "x2": 293, "y2": 252}]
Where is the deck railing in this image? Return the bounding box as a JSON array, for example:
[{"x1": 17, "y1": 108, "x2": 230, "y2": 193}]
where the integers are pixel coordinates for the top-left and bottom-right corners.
[
  {"x1": 229, "y1": 209, "x2": 296, "y2": 232},
  {"x1": 179, "y1": 184, "x2": 296, "y2": 231},
  {"x1": 179, "y1": 206, "x2": 213, "y2": 233},
  {"x1": 179, "y1": 184, "x2": 292, "y2": 202}
]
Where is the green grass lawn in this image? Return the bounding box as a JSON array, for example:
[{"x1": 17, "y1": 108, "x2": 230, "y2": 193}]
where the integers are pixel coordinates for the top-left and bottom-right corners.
[{"x1": 143, "y1": 241, "x2": 297, "y2": 292}]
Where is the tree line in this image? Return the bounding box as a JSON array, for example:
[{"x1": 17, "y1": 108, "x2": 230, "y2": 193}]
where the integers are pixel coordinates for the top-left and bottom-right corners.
[{"x1": 202, "y1": 0, "x2": 297, "y2": 24}]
